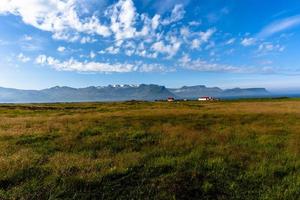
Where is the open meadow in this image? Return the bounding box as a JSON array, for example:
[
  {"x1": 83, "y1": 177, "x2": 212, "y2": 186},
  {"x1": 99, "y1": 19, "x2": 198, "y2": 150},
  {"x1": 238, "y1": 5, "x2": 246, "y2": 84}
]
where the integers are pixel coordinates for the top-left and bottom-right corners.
[{"x1": 0, "y1": 99, "x2": 299, "y2": 199}]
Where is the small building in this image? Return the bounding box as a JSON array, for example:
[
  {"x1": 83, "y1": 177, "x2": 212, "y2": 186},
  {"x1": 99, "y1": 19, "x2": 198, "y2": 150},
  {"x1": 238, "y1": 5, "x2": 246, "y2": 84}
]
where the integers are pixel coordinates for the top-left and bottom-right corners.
[
  {"x1": 167, "y1": 97, "x2": 175, "y2": 102},
  {"x1": 198, "y1": 96, "x2": 213, "y2": 101}
]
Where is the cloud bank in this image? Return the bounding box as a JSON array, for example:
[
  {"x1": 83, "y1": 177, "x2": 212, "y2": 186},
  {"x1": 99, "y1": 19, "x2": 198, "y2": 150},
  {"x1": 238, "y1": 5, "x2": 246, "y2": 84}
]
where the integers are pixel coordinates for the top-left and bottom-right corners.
[{"x1": 0, "y1": 0, "x2": 291, "y2": 74}]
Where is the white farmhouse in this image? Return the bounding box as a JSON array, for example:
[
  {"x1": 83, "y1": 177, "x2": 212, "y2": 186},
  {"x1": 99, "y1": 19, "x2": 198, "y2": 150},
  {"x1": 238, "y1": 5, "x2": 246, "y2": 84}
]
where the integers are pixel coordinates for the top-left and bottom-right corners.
[{"x1": 198, "y1": 96, "x2": 212, "y2": 101}]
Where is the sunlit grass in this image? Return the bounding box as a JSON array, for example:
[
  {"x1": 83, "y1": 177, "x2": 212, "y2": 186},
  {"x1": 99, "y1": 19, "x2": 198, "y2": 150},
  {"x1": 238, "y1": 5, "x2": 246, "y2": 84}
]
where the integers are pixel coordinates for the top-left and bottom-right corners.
[{"x1": 0, "y1": 99, "x2": 299, "y2": 199}]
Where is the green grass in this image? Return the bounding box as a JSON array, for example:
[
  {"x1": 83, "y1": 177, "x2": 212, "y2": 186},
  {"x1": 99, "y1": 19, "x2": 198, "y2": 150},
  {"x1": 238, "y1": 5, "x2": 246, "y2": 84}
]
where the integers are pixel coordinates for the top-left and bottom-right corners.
[{"x1": 0, "y1": 100, "x2": 299, "y2": 199}]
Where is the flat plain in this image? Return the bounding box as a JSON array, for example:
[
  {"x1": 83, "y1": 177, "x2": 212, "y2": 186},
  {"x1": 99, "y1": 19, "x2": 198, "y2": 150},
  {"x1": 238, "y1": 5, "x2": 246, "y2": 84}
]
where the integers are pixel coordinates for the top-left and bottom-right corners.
[{"x1": 0, "y1": 99, "x2": 299, "y2": 199}]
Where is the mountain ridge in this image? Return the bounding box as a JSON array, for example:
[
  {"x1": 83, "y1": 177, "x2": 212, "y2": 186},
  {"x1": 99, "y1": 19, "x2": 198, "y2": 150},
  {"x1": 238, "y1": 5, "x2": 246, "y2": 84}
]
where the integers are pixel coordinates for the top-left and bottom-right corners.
[{"x1": 0, "y1": 84, "x2": 270, "y2": 103}]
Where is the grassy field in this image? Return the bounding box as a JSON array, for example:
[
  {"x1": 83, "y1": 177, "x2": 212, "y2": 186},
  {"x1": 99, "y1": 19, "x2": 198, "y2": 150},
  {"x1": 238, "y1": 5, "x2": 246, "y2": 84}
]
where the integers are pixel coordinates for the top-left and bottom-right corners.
[{"x1": 0, "y1": 99, "x2": 299, "y2": 199}]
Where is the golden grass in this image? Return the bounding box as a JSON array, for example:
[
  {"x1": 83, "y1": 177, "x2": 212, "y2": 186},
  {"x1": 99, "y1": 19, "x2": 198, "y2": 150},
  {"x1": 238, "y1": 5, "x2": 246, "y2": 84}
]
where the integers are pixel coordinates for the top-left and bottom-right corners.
[{"x1": 0, "y1": 99, "x2": 299, "y2": 199}]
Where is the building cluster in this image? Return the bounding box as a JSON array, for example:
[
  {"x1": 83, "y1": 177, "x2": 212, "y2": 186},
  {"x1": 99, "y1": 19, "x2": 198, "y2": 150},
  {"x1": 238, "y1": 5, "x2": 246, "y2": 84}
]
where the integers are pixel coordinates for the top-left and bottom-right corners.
[{"x1": 166, "y1": 96, "x2": 218, "y2": 102}]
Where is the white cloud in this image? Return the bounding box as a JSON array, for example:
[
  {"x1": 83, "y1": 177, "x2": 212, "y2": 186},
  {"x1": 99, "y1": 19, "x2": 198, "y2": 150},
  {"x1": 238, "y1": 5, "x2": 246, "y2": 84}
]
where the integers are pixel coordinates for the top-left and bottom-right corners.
[
  {"x1": 124, "y1": 41, "x2": 136, "y2": 49},
  {"x1": 199, "y1": 28, "x2": 216, "y2": 42},
  {"x1": 259, "y1": 15, "x2": 300, "y2": 38},
  {"x1": 178, "y1": 56, "x2": 276, "y2": 74},
  {"x1": 258, "y1": 43, "x2": 285, "y2": 53},
  {"x1": 162, "y1": 4, "x2": 185, "y2": 25},
  {"x1": 57, "y1": 46, "x2": 66, "y2": 52},
  {"x1": 35, "y1": 55, "x2": 137, "y2": 72},
  {"x1": 191, "y1": 39, "x2": 201, "y2": 49},
  {"x1": 104, "y1": 46, "x2": 120, "y2": 55},
  {"x1": 152, "y1": 39, "x2": 181, "y2": 58},
  {"x1": 0, "y1": 0, "x2": 111, "y2": 42},
  {"x1": 138, "y1": 63, "x2": 171, "y2": 72},
  {"x1": 106, "y1": 0, "x2": 137, "y2": 40},
  {"x1": 151, "y1": 14, "x2": 160, "y2": 30},
  {"x1": 35, "y1": 54, "x2": 168, "y2": 72},
  {"x1": 17, "y1": 53, "x2": 31, "y2": 63},
  {"x1": 80, "y1": 36, "x2": 97, "y2": 44},
  {"x1": 52, "y1": 32, "x2": 80, "y2": 42},
  {"x1": 170, "y1": 4, "x2": 185, "y2": 21},
  {"x1": 225, "y1": 38, "x2": 235, "y2": 45},
  {"x1": 190, "y1": 28, "x2": 216, "y2": 49},
  {"x1": 179, "y1": 56, "x2": 239, "y2": 72},
  {"x1": 23, "y1": 35, "x2": 32, "y2": 41},
  {"x1": 35, "y1": 55, "x2": 47, "y2": 64},
  {"x1": 0, "y1": 0, "x2": 222, "y2": 67},
  {"x1": 90, "y1": 51, "x2": 96, "y2": 59},
  {"x1": 180, "y1": 27, "x2": 190, "y2": 37},
  {"x1": 125, "y1": 49, "x2": 135, "y2": 56},
  {"x1": 0, "y1": 0, "x2": 187, "y2": 47},
  {"x1": 179, "y1": 54, "x2": 191, "y2": 65},
  {"x1": 189, "y1": 21, "x2": 201, "y2": 26},
  {"x1": 136, "y1": 48, "x2": 158, "y2": 58},
  {"x1": 241, "y1": 37, "x2": 256, "y2": 46}
]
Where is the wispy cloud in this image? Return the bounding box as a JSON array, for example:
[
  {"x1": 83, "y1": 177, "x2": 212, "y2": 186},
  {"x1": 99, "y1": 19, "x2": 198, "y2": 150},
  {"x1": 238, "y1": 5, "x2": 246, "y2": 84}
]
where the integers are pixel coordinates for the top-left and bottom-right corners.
[
  {"x1": 178, "y1": 54, "x2": 276, "y2": 74},
  {"x1": 151, "y1": 0, "x2": 190, "y2": 14},
  {"x1": 258, "y1": 14, "x2": 300, "y2": 38},
  {"x1": 225, "y1": 38, "x2": 235, "y2": 45},
  {"x1": 35, "y1": 55, "x2": 168, "y2": 73},
  {"x1": 17, "y1": 53, "x2": 31, "y2": 63},
  {"x1": 257, "y1": 43, "x2": 285, "y2": 54},
  {"x1": 161, "y1": 4, "x2": 185, "y2": 25},
  {"x1": 241, "y1": 37, "x2": 256, "y2": 47},
  {"x1": 57, "y1": 46, "x2": 66, "y2": 52},
  {"x1": 206, "y1": 7, "x2": 230, "y2": 24},
  {"x1": 35, "y1": 55, "x2": 137, "y2": 73}
]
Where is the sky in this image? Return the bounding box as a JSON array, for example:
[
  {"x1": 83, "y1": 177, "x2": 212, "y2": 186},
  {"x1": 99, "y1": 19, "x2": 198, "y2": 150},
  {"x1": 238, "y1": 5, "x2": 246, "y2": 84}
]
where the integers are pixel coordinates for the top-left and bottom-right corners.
[{"x1": 0, "y1": 0, "x2": 300, "y2": 92}]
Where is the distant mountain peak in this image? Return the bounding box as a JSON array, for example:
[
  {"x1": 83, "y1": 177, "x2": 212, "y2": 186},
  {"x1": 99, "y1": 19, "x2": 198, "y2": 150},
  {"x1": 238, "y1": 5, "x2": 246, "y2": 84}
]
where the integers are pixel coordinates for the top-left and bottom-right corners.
[
  {"x1": 106, "y1": 84, "x2": 140, "y2": 88},
  {"x1": 0, "y1": 84, "x2": 270, "y2": 103}
]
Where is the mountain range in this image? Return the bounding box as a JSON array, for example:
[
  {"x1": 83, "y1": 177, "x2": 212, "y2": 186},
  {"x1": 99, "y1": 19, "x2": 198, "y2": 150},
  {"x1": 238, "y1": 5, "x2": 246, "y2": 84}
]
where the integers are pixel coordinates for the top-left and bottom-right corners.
[{"x1": 0, "y1": 84, "x2": 270, "y2": 103}]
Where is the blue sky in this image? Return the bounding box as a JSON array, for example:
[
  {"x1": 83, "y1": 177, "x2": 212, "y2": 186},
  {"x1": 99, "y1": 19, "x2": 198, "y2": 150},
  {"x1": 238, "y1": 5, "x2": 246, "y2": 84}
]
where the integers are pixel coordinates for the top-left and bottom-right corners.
[{"x1": 0, "y1": 0, "x2": 300, "y2": 91}]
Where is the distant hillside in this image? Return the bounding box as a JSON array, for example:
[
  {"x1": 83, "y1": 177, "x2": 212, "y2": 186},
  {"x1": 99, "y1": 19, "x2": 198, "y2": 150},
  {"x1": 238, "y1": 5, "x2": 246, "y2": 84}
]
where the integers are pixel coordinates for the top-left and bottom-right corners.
[
  {"x1": 0, "y1": 84, "x2": 174, "y2": 103},
  {"x1": 169, "y1": 85, "x2": 269, "y2": 99},
  {"x1": 0, "y1": 87, "x2": 48, "y2": 102},
  {"x1": 222, "y1": 88, "x2": 269, "y2": 97},
  {"x1": 0, "y1": 84, "x2": 270, "y2": 103},
  {"x1": 169, "y1": 85, "x2": 223, "y2": 98}
]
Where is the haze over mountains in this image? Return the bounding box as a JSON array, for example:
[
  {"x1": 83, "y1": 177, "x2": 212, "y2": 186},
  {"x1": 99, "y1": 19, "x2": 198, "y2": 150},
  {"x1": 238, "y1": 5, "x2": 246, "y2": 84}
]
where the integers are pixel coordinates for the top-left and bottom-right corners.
[{"x1": 0, "y1": 84, "x2": 270, "y2": 103}]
